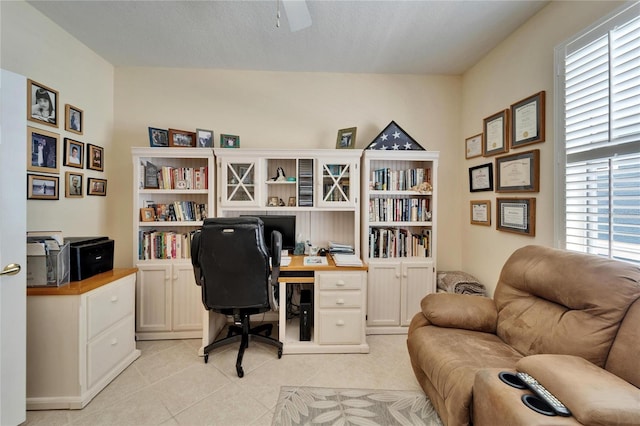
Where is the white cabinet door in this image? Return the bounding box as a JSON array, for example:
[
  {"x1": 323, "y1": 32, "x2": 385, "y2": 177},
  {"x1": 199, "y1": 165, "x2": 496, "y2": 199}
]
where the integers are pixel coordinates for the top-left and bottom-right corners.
[
  {"x1": 171, "y1": 263, "x2": 203, "y2": 331},
  {"x1": 316, "y1": 158, "x2": 359, "y2": 208},
  {"x1": 401, "y1": 260, "x2": 434, "y2": 326},
  {"x1": 136, "y1": 264, "x2": 172, "y2": 332},
  {"x1": 366, "y1": 262, "x2": 401, "y2": 327},
  {"x1": 218, "y1": 158, "x2": 261, "y2": 207}
]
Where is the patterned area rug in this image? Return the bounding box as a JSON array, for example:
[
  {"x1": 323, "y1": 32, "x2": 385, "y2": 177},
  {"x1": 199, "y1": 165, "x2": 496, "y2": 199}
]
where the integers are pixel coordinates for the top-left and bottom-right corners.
[{"x1": 272, "y1": 386, "x2": 443, "y2": 426}]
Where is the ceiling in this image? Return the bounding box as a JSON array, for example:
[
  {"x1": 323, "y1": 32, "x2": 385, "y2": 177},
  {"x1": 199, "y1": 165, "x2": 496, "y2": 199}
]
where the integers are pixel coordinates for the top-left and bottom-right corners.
[{"x1": 27, "y1": 0, "x2": 549, "y2": 75}]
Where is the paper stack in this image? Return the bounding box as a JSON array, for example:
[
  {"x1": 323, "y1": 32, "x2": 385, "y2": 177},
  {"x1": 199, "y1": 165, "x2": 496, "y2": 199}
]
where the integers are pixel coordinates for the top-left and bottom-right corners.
[{"x1": 332, "y1": 253, "x2": 363, "y2": 267}]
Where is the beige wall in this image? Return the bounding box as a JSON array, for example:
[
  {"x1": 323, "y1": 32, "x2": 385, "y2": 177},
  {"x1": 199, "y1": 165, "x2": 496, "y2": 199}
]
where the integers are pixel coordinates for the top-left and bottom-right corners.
[
  {"x1": 1, "y1": 0, "x2": 114, "y2": 239},
  {"x1": 460, "y1": 1, "x2": 623, "y2": 295},
  {"x1": 113, "y1": 69, "x2": 462, "y2": 267}
]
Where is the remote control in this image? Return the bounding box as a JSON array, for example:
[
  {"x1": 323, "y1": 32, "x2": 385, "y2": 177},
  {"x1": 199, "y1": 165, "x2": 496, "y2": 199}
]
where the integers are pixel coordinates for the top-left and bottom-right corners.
[{"x1": 516, "y1": 372, "x2": 571, "y2": 417}]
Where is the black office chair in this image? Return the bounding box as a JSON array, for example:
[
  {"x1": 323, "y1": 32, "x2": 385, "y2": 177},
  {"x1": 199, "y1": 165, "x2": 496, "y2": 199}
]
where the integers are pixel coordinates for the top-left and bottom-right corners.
[{"x1": 191, "y1": 217, "x2": 283, "y2": 377}]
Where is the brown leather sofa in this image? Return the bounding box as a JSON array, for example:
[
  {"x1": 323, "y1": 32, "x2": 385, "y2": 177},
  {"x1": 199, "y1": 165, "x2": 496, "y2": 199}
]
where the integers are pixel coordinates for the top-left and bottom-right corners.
[{"x1": 407, "y1": 245, "x2": 640, "y2": 425}]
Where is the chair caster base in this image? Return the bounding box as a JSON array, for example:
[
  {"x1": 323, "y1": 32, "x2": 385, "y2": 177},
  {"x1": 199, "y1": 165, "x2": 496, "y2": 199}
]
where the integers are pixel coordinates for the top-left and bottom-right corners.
[
  {"x1": 204, "y1": 354, "x2": 209, "y2": 363},
  {"x1": 236, "y1": 366, "x2": 244, "y2": 377}
]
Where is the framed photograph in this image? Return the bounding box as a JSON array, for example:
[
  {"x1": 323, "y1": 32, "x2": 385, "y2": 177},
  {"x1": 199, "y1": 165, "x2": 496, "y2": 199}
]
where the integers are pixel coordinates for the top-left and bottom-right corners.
[
  {"x1": 148, "y1": 127, "x2": 169, "y2": 147},
  {"x1": 140, "y1": 207, "x2": 155, "y2": 222},
  {"x1": 483, "y1": 109, "x2": 509, "y2": 156},
  {"x1": 87, "y1": 177, "x2": 107, "y2": 196},
  {"x1": 196, "y1": 129, "x2": 214, "y2": 147},
  {"x1": 288, "y1": 196, "x2": 297, "y2": 207},
  {"x1": 470, "y1": 200, "x2": 491, "y2": 226},
  {"x1": 268, "y1": 196, "x2": 279, "y2": 207},
  {"x1": 65, "y1": 171, "x2": 83, "y2": 198},
  {"x1": 65, "y1": 104, "x2": 83, "y2": 135},
  {"x1": 336, "y1": 127, "x2": 357, "y2": 149},
  {"x1": 220, "y1": 134, "x2": 240, "y2": 148},
  {"x1": 465, "y1": 133, "x2": 483, "y2": 159},
  {"x1": 27, "y1": 126, "x2": 59, "y2": 174},
  {"x1": 63, "y1": 138, "x2": 84, "y2": 168},
  {"x1": 511, "y1": 91, "x2": 545, "y2": 148},
  {"x1": 27, "y1": 174, "x2": 59, "y2": 200},
  {"x1": 27, "y1": 79, "x2": 58, "y2": 128},
  {"x1": 495, "y1": 149, "x2": 540, "y2": 192},
  {"x1": 168, "y1": 128, "x2": 196, "y2": 147},
  {"x1": 87, "y1": 144, "x2": 104, "y2": 171},
  {"x1": 469, "y1": 163, "x2": 493, "y2": 192},
  {"x1": 497, "y1": 197, "x2": 536, "y2": 236}
]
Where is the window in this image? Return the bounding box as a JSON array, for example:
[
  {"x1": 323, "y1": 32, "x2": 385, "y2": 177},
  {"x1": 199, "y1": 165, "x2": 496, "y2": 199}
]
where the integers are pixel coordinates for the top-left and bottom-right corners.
[{"x1": 555, "y1": 3, "x2": 640, "y2": 265}]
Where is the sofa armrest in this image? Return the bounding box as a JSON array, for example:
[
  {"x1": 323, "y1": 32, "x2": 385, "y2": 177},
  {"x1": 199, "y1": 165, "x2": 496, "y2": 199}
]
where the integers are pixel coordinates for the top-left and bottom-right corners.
[
  {"x1": 419, "y1": 293, "x2": 497, "y2": 333},
  {"x1": 517, "y1": 354, "x2": 640, "y2": 425}
]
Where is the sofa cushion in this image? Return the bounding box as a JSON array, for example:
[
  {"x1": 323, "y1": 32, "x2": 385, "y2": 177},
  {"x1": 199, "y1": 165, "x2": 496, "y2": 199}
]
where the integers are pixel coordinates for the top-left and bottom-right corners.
[
  {"x1": 420, "y1": 293, "x2": 497, "y2": 333},
  {"x1": 606, "y1": 298, "x2": 640, "y2": 387},
  {"x1": 495, "y1": 245, "x2": 640, "y2": 367},
  {"x1": 407, "y1": 325, "x2": 522, "y2": 426}
]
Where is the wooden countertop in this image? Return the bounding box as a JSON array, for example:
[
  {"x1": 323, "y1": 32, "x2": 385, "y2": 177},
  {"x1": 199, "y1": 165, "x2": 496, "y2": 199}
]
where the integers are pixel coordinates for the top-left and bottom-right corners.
[
  {"x1": 281, "y1": 254, "x2": 368, "y2": 272},
  {"x1": 26, "y1": 268, "x2": 138, "y2": 296}
]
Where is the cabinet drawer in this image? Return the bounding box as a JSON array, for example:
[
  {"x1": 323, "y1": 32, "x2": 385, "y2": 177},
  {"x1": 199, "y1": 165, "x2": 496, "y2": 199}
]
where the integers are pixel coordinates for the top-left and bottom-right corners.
[
  {"x1": 317, "y1": 271, "x2": 364, "y2": 290},
  {"x1": 318, "y1": 290, "x2": 361, "y2": 309},
  {"x1": 87, "y1": 275, "x2": 134, "y2": 340},
  {"x1": 87, "y1": 315, "x2": 136, "y2": 389},
  {"x1": 318, "y1": 310, "x2": 362, "y2": 344}
]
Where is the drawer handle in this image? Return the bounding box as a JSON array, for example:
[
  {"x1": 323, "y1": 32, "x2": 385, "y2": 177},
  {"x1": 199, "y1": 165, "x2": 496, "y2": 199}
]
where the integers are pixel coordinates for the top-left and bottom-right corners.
[
  {"x1": 110, "y1": 296, "x2": 118, "y2": 303},
  {"x1": 336, "y1": 280, "x2": 345, "y2": 286},
  {"x1": 336, "y1": 298, "x2": 345, "y2": 305},
  {"x1": 111, "y1": 338, "x2": 118, "y2": 346},
  {"x1": 336, "y1": 320, "x2": 345, "y2": 326}
]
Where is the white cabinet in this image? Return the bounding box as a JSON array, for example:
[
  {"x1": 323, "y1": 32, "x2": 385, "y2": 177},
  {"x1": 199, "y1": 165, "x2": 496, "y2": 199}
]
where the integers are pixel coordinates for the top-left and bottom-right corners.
[
  {"x1": 132, "y1": 147, "x2": 214, "y2": 340},
  {"x1": 26, "y1": 270, "x2": 140, "y2": 410},
  {"x1": 361, "y1": 150, "x2": 438, "y2": 334},
  {"x1": 316, "y1": 271, "x2": 366, "y2": 345},
  {"x1": 316, "y1": 157, "x2": 360, "y2": 208}
]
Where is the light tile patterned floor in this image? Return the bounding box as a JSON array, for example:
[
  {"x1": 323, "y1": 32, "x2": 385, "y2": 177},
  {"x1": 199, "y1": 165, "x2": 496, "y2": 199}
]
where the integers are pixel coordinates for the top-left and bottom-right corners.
[{"x1": 22, "y1": 334, "x2": 421, "y2": 426}]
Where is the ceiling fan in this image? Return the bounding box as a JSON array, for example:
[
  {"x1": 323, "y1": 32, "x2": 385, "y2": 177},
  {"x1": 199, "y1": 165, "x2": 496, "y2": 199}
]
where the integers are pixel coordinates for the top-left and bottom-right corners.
[{"x1": 277, "y1": 0, "x2": 312, "y2": 32}]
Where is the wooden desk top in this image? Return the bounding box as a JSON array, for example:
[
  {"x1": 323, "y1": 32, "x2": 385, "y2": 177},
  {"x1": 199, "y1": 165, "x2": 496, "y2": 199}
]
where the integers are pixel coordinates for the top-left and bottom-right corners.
[
  {"x1": 281, "y1": 255, "x2": 367, "y2": 272},
  {"x1": 26, "y1": 268, "x2": 138, "y2": 296}
]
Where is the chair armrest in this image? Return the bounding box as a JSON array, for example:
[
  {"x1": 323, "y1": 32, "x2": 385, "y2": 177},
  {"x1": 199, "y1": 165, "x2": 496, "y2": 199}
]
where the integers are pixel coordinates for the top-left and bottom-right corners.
[
  {"x1": 517, "y1": 354, "x2": 640, "y2": 425},
  {"x1": 269, "y1": 230, "x2": 282, "y2": 311},
  {"x1": 190, "y1": 229, "x2": 203, "y2": 286},
  {"x1": 420, "y1": 293, "x2": 497, "y2": 333}
]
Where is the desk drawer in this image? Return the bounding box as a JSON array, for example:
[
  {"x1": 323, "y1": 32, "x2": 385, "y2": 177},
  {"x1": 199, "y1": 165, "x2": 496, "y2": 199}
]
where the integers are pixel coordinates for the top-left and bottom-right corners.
[
  {"x1": 318, "y1": 290, "x2": 362, "y2": 309},
  {"x1": 87, "y1": 315, "x2": 135, "y2": 389},
  {"x1": 317, "y1": 271, "x2": 364, "y2": 290},
  {"x1": 318, "y1": 310, "x2": 362, "y2": 345},
  {"x1": 87, "y1": 275, "x2": 134, "y2": 340}
]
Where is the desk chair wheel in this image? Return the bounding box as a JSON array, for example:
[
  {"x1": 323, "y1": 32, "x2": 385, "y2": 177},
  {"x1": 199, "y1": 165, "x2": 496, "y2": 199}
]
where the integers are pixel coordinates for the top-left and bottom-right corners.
[
  {"x1": 236, "y1": 365, "x2": 244, "y2": 378},
  {"x1": 204, "y1": 354, "x2": 209, "y2": 363},
  {"x1": 278, "y1": 348, "x2": 283, "y2": 358}
]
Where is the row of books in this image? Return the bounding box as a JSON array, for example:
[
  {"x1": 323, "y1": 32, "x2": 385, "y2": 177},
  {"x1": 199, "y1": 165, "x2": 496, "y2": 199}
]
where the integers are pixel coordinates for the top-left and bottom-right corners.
[
  {"x1": 370, "y1": 168, "x2": 430, "y2": 191},
  {"x1": 369, "y1": 198, "x2": 431, "y2": 222},
  {"x1": 148, "y1": 202, "x2": 207, "y2": 222},
  {"x1": 368, "y1": 228, "x2": 432, "y2": 259},
  {"x1": 323, "y1": 184, "x2": 350, "y2": 202},
  {"x1": 138, "y1": 230, "x2": 194, "y2": 260},
  {"x1": 142, "y1": 161, "x2": 208, "y2": 190}
]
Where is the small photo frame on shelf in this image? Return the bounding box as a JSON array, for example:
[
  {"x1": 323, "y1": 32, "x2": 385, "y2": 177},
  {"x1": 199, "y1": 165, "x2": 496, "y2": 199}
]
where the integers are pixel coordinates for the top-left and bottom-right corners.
[
  {"x1": 470, "y1": 200, "x2": 491, "y2": 226},
  {"x1": 63, "y1": 138, "x2": 84, "y2": 168},
  {"x1": 87, "y1": 144, "x2": 104, "y2": 171},
  {"x1": 27, "y1": 173, "x2": 59, "y2": 200},
  {"x1": 469, "y1": 163, "x2": 493, "y2": 192},
  {"x1": 140, "y1": 207, "x2": 155, "y2": 222},
  {"x1": 148, "y1": 127, "x2": 169, "y2": 147},
  {"x1": 336, "y1": 127, "x2": 357, "y2": 149},
  {"x1": 268, "y1": 196, "x2": 279, "y2": 207},
  {"x1": 196, "y1": 129, "x2": 214, "y2": 147},
  {"x1": 168, "y1": 128, "x2": 196, "y2": 147},
  {"x1": 87, "y1": 177, "x2": 107, "y2": 196},
  {"x1": 65, "y1": 171, "x2": 83, "y2": 198},
  {"x1": 483, "y1": 109, "x2": 509, "y2": 157},
  {"x1": 465, "y1": 133, "x2": 483, "y2": 159},
  {"x1": 28, "y1": 126, "x2": 59, "y2": 174},
  {"x1": 220, "y1": 134, "x2": 240, "y2": 148},
  {"x1": 27, "y1": 79, "x2": 58, "y2": 128},
  {"x1": 495, "y1": 149, "x2": 540, "y2": 192},
  {"x1": 511, "y1": 91, "x2": 545, "y2": 148},
  {"x1": 497, "y1": 197, "x2": 536, "y2": 236},
  {"x1": 288, "y1": 196, "x2": 297, "y2": 207},
  {"x1": 65, "y1": 104, "x2": 83, "y2": 135}
]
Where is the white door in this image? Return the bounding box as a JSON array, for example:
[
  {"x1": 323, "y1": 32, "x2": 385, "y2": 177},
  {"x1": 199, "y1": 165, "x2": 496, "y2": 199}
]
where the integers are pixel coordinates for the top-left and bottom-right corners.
[{"x1": 0, "y1": 70, "x2": 27, "y2": 424}]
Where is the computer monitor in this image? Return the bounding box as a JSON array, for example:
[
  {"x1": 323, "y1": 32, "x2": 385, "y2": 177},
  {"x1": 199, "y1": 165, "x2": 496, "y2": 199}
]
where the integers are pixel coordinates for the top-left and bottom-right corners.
[{"x1": 242, "y1": 215, "x2": 296, "y2": 255}]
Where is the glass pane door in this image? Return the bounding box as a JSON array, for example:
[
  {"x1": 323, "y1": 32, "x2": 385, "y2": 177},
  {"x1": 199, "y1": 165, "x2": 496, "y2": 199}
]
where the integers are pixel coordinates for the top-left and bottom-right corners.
[{"x1": 225, "y1": 162, "x2": 256, "y2": 203}]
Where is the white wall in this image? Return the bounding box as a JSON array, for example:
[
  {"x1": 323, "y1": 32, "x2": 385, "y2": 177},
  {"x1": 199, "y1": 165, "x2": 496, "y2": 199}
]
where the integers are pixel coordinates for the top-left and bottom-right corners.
[
  {"x1": 460, "y1": 1, "x2": 624, "y2": 295},
  {"x1": 1, "y1": 0, "x2": 115, "y2": 240}
]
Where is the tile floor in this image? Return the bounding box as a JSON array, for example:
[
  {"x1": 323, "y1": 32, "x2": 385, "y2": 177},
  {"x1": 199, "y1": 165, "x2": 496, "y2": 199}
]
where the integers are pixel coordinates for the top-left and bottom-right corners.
[{"x1": 22, "y1": 332, "x2": 422, "y2": 426}]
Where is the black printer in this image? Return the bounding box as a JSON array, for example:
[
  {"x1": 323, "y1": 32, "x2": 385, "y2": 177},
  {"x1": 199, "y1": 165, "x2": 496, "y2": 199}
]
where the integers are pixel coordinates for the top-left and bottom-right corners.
[{"x1": 65, "y1": 236, "x2": 114, "y2": 281}]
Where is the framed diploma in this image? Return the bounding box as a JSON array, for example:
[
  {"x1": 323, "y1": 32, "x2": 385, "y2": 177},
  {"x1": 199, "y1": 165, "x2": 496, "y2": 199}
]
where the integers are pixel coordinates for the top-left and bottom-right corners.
[
  {"x1": 510, "y1": 91, "x2": 545, "y2": 148},
  {"x1": 496, "y1": 197, "x2": 536, "y2": 236},
  {"x1": 470, "y1": 200, "x2": 491, "y2": 226},
  {"x1": 469, "y1": 163, "x2": 493, "y2": 192},
  {"x1": 495, "y1": 149, "x2": 540, "y2": 192},
  {"x1": 483, "y1": 109, "x2": 509, "y2": 157},
  {"x1": 465, "y1": 133, "x2": 483, "y2": 159}
]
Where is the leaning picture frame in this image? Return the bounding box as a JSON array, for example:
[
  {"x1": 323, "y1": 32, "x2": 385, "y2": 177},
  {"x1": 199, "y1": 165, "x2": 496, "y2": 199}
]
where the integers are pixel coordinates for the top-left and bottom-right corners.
[
  {"x1": 220, "y1": 134, "x2": 240, "y2": 148},
  {"x1": 87, "y1": 177, "x2": 107, "y2": 196},
  {"x1": 65, "y1": 104, "x2": 83, "y2": 135},
  {"x1": 469, "y1": 163, "x2": 493, "y2": 192},
  {"x1": 27, "y1": 79, "x2": 59, "y2": 128},
  {"x1": 87, "y1": 144, "x2": 104, "y2": 172},
  {"x1": 483, "y1": 109, "x2": 509, "y2": 157},
  {"x1": 140, "y1": 207, "x2": 156, "y2": 222},
  {"x1": 495, "y1": 149, "x2": 540, "y2": 192},
  {"x1": 510, "y1": 91, "x2": 545, "y2": 148},
  {"x1": 496, "y1": 197, "x2": 536, "y2": 236},
  {"x1": 336, "y1": 127, "x2": 357, "y2": 149},
  {"x1": 65, "y1": 171, "x2": 83, "y2": 198},
  {"x1": 27, "y1": 126, "x2": 59, "y2": 174},
  {"x1": 465, "y1": 133, "x2": 483, "y2": 159},
  {"x1": 470, "y1": 200, "x2": 491, "y2": 226},
  {"x1": 63, "y1": 138, "x2": 84, "y2": 168},
  {"x1": 196, "y1": 129, "x2": 214, "y2": 147},
  {"x1": 148, "y1": 127, "x2": 169, "y2": 147},
  {"x1": 27, "y1": 173, "x2": 59, "y2": 200},
  {"x1": 168, "y1": 128, "x2": 196, "y2": 147}
]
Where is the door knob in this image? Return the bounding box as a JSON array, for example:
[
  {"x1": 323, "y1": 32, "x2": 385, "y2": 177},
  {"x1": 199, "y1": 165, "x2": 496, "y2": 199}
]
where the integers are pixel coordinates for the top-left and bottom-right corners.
[{"x1": 0, "y1": 263, "x2": 21, "y2": 276}]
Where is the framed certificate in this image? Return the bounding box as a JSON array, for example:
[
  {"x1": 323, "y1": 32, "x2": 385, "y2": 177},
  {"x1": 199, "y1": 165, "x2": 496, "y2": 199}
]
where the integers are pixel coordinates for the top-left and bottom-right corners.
[
  {"x1": 495, "y1": 149, "x2": 540, "y2": 192},
  {"x1": 465, "y1": 133, "x2": 483, "y2": 159},
  {"x1": 497, "y1": 198, "x2": 536, "y2": 236},
  {"x1": 469, "y1": 163, "x2": 493, "y2": 192},
  {"x1": 483, "y1": 109, "x2": 509, "y2": 156},
  {"x1": 470, "y1": 200, "x2": 491, "y2": 226},
  {"x1": 511, "y1": 91, "x2": 545, "y2": 148}
]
